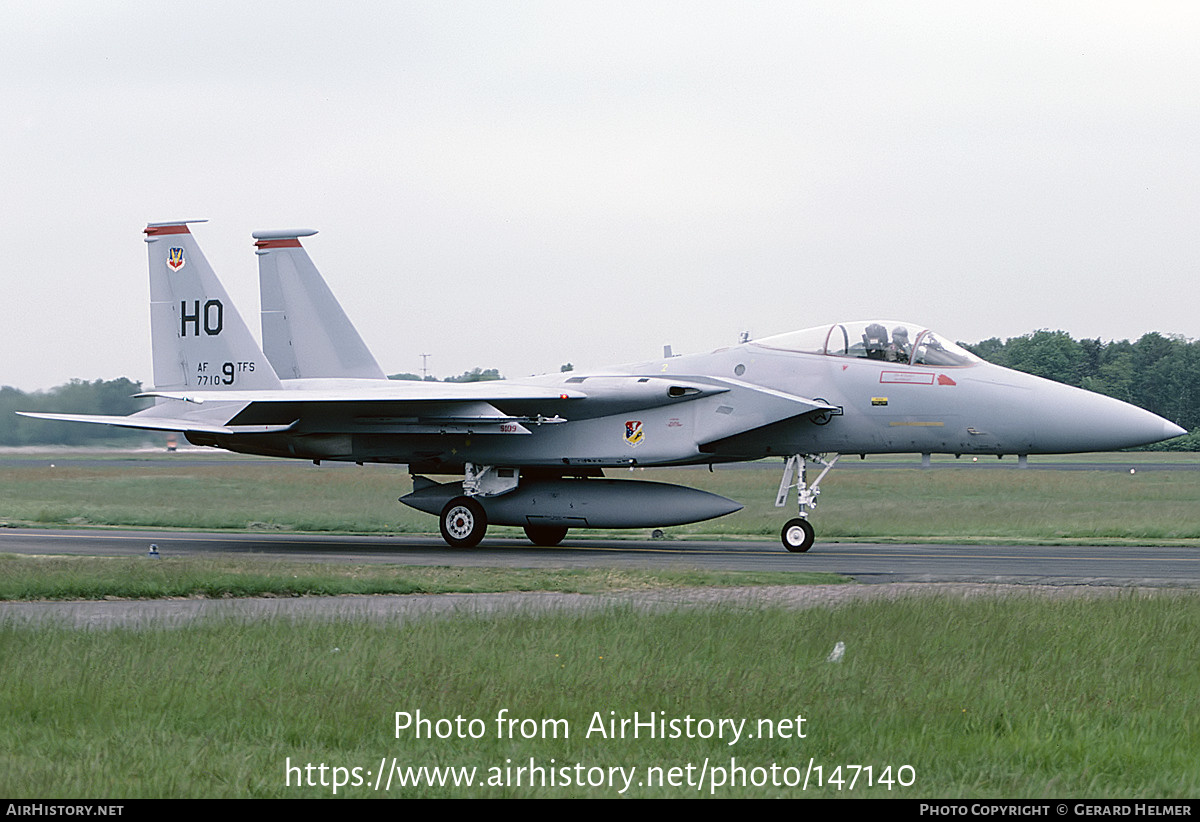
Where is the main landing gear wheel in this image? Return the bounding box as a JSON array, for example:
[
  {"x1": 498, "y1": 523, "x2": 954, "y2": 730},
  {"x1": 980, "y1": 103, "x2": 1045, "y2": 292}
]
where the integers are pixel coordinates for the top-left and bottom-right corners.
[
  {"x1": 781, "y1": 518, "x2": 815, "y2": 553},
  {"x1": 440, "y1": 497, "x2": 487, "y2": 548},
  {"x1": 523, "y1": 525, "x2": 569, "y2": 546}
]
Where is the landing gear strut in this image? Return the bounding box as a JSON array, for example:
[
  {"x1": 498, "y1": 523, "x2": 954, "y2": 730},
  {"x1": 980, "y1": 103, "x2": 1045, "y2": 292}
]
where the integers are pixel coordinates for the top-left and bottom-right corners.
[
  {"x1": 434, "y1": 463, "x2": 519, "y2": 547},
  {"x1": 775, "y1": 453, "x2": 839, "y2": 553}
]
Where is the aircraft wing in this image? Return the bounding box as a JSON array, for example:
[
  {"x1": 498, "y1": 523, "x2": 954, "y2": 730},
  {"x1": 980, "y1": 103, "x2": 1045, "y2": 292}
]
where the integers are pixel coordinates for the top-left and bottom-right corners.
[
  {"x1": 132, "y1": 378, "x2": 722, "y2": 436},
  {"x1": 22, "y1": 374, "x2": 831, "y2": 441},
  {"x1": 136, "y1": 381, "x2": 588, "y2": 404},
  {"x1": 137, "y1": 375, "x2": 748, "y2": 429}
]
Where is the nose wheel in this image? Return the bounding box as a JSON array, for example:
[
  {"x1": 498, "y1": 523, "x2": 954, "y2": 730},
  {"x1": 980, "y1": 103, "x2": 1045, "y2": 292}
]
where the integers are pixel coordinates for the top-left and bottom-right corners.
[{"x1": 781, "y1": 518, "x2": 815, "y2": 553}]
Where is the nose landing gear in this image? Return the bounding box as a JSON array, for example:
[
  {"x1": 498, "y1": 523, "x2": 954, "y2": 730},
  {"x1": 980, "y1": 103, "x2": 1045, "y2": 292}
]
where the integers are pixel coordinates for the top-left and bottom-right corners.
[{"x1": 775, "y1": 453, "x2": 839, "y2": 553}]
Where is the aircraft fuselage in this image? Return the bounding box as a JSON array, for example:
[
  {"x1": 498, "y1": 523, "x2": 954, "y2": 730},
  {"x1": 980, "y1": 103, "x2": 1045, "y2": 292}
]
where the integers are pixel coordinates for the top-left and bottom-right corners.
[
  {"x1": 22, "y1": 224, "x2": 1186, "y2": 551},
  {"x1": 196, "y1": 342, "x2": 1180, "y2": 470}
]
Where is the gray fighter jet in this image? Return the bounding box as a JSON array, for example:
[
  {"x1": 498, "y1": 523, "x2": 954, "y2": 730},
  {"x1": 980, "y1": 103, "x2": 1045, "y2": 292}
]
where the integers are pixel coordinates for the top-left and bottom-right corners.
[{"x1": 21, "y1": 222, "x2": 1186, "y2": 551}]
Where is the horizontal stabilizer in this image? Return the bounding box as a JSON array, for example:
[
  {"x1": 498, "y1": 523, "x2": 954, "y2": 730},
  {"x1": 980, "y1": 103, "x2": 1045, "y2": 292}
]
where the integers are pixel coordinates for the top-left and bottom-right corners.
[{"x1": 16, "y1": 410, "x2": 296, "y2": 435}]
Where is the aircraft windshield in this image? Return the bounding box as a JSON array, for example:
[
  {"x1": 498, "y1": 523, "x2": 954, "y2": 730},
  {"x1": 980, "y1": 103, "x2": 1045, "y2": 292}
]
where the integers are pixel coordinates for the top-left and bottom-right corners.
[{"x1": 754, "y1": 321, "x2": 981, "y2": 367}]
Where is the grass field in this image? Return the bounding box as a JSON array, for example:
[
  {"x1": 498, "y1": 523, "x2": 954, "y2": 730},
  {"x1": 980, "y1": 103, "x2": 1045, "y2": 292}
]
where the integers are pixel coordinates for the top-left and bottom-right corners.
[
  {"x1": 0, "y1": 554, "x2": 843, "y2": 601},
  {"x1": 4, "y1": 592, "x2": 1199, "y2": 798},
  {"x1": 3, "y1": 450, "x2": 1200, "y2": 544},
  {"x1": 4, "y1": 450, "x2": 1199, "y2": 799}
]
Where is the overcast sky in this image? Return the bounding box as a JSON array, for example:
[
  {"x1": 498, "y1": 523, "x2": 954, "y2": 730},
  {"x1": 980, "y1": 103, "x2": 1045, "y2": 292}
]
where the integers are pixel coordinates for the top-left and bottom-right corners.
[{"x1": 3, "y1": 1, "x2": 1198, "y2": 391}]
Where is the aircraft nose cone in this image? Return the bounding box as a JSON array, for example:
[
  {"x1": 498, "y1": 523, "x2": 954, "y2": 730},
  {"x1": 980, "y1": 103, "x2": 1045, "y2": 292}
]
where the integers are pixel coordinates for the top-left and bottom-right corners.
[
  {"x1": 1046, "y1": 385, "x2": 1186, "y2": 451},
  {"x1": 975, "y1": 365, "x2": 1187, "y2": 452},
  {"x1": 1114, "y1": 406, "x2": 1187, "y2": 447}
]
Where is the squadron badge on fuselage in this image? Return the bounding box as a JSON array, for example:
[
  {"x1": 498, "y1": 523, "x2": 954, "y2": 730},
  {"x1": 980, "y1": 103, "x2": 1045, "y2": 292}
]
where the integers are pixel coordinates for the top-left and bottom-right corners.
[{"x1": 624, "y1": 420, "x2": 644, "y2": 447}]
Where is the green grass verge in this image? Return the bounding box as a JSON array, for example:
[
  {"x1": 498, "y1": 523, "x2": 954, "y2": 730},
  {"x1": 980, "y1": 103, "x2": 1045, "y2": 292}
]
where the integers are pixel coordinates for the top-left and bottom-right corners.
[
  {"x1": 3, "y1": 452, "x2": 1200, "y2": 544},
  {"x1": 4, "y1": 593, "x2": 1199, "y2": 798},
  {"x1": 0, "y1": 554, "x2": 843, "y2": 601}
]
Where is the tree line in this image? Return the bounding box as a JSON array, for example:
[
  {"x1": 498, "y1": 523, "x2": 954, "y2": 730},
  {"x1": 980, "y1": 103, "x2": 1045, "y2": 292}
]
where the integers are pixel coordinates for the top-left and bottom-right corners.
[
  {"x1": 3, "y1": 334, "x2": 1196, "y2": 447},
  {"x1": 0, "y1": 378, "x2": 149, "y2": 445},
  {"x1": 388, "y1": 368, "x2": 503, "y2": 382},
  {"x1": 962, "y1": 330, "x2": 1198, "y2": 449}
]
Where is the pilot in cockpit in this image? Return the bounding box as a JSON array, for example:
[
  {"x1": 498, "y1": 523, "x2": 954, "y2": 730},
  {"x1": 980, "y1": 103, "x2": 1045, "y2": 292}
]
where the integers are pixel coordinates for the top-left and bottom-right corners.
[
  {"x1": 863, "y1": 323, "x2": 888, "y2": 360},
  {"x1": 889, "y1": 326, "x2": 910, "y2": 363}
]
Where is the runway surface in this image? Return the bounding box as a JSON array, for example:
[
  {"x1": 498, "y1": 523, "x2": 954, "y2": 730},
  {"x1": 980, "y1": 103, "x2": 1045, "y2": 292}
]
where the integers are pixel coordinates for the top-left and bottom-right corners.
[
  {"x1": 5, "y1": 527, "x2": 1198, "y2": 627},
  {"x1": 3, "y1": 527, "x2": 1198, "y2": 586}
]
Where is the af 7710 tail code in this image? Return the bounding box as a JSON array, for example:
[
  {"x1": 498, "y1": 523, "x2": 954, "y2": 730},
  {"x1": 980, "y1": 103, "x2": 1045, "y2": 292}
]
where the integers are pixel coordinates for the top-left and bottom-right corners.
[{"x1": 20, "y1": 222, "x2": 1185, "y2": 551}]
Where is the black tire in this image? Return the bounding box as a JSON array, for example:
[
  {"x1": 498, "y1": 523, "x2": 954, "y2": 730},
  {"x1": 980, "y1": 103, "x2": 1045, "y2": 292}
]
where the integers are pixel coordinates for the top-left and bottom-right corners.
[
  {"x1": 440, "y1": 497, "x2": 487, "y2": 548},
  {"x1": 523, "y1": 524, "x2": 569, "y2": 546},
  {"x1": 781, "y1": 518, "x2": 815, "y2": 553}
]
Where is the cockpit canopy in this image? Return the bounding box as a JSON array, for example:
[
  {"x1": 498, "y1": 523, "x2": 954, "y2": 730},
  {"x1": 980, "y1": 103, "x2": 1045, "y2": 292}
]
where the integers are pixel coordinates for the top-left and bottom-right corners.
[{"x1": 753, "y1": 320, "x2": 981, "y2": 368}]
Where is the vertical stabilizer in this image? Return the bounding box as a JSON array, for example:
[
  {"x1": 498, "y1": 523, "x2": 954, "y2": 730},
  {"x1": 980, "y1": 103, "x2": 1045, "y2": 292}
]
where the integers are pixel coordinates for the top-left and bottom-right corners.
[
  {"x1": 145, "y1": 221, "x2": 281, "y2": 391},
  {"x1": 254, "y1": 230, "x2": 387, "y2": 380}
]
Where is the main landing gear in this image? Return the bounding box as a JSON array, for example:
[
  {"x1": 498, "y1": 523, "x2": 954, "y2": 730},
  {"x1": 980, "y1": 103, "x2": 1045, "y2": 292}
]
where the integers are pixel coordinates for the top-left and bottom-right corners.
[
  {"x1": 437, "y1": 463, "x2": 513, "y2": 548},
  {"x1": 775, "y1": 453, "x2": 839, "y2": 553},
  {"x1": 438, "y1": 498, "x2": 570, "y2": 547},
  {"x1": 439, "y1": 496, "x2": 487, "y2": 548},
  {"x1": 437, "y1": 464, "x2": 572, "y2": 548},
  {"x1": 523, "y1": 524, "x2": 569, "y2": 546}
]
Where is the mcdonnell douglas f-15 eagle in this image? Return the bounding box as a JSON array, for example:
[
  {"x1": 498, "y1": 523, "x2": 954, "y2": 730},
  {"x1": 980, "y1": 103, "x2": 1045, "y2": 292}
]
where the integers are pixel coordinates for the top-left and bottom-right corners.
[{"x1": 20, "y1": 222, "x2": 1186, "y2": 551}]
